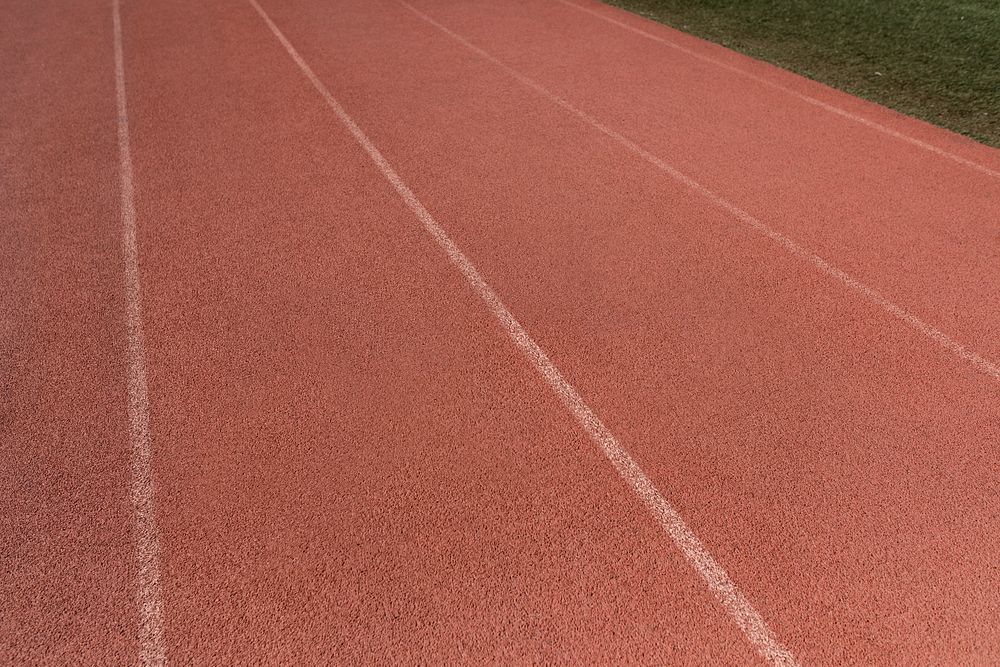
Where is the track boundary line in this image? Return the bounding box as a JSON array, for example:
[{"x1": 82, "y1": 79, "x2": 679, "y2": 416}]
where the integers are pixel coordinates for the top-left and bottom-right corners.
[
  {"x1": 112, "y1": 0, "x2": 168, "y2": 664},
  {"x1": 555, "y1": 0, "x2": 1000, "y2": 180},
  {"x1": 400, "y1": 1, "x2": 1000, "y2": 386},
  {"x1": 247, "y1": 1, "x2": 798, "y2": 663}
]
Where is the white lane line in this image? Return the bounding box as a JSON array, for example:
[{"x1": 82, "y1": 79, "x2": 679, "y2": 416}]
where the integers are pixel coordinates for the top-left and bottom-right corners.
[
  {"x1": 112, "y1": 0, "x2": 168, "y2": 664},
  {"x1": 556, "y1": 0, "x2": 1000, "y2": 181},
  {"x1": 400, "y1": 1, "x2": 1000, "y2": 386},
  {"x1": 246, "y1": 1, "x2": 798, "y2": 664}
]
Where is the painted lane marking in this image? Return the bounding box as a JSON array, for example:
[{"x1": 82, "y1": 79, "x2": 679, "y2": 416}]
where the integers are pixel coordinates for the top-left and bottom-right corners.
[{"x1": 112, "y1": 0, "x2": 168, "y2": 663}]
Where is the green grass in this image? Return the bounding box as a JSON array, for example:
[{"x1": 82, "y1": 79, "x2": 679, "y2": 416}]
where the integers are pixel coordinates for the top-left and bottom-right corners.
[{"x1": 603, "y1": 0, "x2": 1000, "y2": 147}]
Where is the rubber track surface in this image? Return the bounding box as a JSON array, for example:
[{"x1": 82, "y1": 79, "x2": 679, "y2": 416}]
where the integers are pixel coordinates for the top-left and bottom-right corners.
[{"x1": 3, "y1": 0, "x2": 1000, "y2": 664}]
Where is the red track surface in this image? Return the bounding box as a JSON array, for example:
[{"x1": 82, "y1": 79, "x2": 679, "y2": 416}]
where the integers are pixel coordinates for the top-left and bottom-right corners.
[{"x1": 4, "y1": 0, "x2": 1000, "y2": 664}]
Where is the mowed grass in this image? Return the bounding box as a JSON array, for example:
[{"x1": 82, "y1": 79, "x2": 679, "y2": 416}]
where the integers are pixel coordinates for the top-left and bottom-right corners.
[{"x1": 604, "y1": 0, "x2": 1000, "y2": 147}]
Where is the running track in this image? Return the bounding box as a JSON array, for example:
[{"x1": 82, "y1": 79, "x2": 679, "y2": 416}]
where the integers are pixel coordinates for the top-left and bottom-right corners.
[{"x1": 3, "y1": 0, "x2": 1000, "y2": 663}]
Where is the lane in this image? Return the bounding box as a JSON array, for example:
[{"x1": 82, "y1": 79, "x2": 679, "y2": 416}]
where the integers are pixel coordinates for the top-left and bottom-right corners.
[
  {"x1": 406, "y1": 0, "x2": 1000, "y2": 367},
  {"x1": 118, "y1": 0, "x2": 763, "y2": 661},
  {"x1": 253, "y1": 0, "x2": 1000, "y2": 663},
  {"x1": 556, "y1": 0, "x2": 1000, "y2": 180},
  {"x1": 250, "y1": 1, "x2": 794, "y2": 661},
  {"x1": 0, "y1": 0, "x2": 141, "y2": 662}
]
